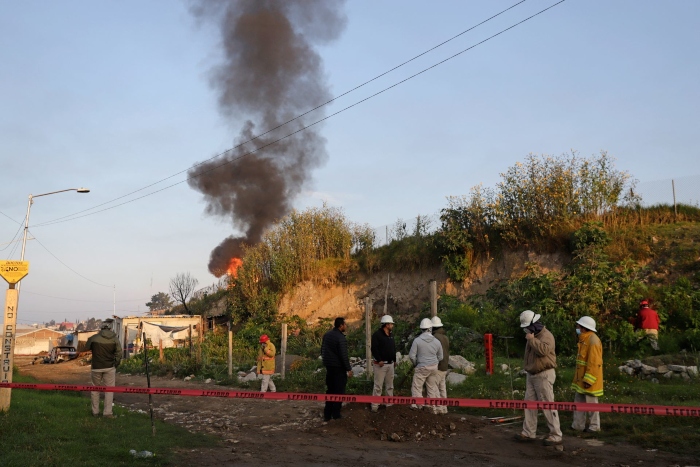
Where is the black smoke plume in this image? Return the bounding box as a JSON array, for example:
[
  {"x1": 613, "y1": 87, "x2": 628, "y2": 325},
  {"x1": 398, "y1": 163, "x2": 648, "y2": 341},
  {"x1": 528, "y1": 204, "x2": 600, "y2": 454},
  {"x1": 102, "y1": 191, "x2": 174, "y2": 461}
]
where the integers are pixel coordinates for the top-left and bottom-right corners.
[{"x1": 188, "y1": 0, "x2": 347, "y2": 276}]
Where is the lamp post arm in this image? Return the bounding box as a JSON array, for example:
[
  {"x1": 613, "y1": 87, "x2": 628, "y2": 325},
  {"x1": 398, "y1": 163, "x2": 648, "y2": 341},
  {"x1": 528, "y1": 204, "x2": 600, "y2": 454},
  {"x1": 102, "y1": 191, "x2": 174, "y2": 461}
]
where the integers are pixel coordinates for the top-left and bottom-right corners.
[{"x1": 32, "y1": 188, "x2": 87, "y2": 198}]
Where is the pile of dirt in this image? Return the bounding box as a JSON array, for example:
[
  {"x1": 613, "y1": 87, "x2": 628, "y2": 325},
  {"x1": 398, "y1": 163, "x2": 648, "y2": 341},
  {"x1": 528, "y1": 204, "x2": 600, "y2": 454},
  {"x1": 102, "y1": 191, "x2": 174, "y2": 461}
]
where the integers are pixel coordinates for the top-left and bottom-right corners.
[{"x1": 309, "y1": 403, "x2": 481, "y2": 442}]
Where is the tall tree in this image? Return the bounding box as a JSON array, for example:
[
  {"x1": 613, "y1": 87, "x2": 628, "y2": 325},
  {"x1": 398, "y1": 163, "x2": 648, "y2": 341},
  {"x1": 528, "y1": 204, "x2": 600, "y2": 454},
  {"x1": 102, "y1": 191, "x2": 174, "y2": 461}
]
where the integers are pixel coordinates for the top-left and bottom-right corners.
[
  {"x1": 169, "y1": 272, "x2": 199, "y2": 315},
  {"x1": 146, "y1": 292, "x2": 173, "y2": 312}
]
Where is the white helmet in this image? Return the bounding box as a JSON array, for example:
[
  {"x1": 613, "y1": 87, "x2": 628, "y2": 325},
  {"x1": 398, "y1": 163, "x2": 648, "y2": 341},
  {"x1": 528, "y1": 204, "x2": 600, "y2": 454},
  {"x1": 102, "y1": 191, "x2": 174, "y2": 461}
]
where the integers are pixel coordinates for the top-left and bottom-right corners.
[
  {"x1": 419, "y1": 318, "x2": 433, "y2": 330},
  {"x1": 431, "y1": 316, "x2": 443, "y2": 328},
  {"x1": 519, "y1": 310, "x2": 541, "y2": 328},
  {"x1": 381, "y1": 315, "x2": 394, "y2": 324},
  {"x1": 576, "y1": 316, "x2": 597, "y2": 332}
]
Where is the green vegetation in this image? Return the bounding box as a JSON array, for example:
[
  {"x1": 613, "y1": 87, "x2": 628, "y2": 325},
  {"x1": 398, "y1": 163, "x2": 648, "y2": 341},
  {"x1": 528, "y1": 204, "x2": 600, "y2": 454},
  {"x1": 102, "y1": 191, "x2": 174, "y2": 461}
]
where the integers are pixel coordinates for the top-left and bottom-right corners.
[
  {"x1": 448, "y1": 355, "x2": 700, "y2": 456},
  {"x1": 0, "y1": 374, "x2": 213, "y2": 466}
]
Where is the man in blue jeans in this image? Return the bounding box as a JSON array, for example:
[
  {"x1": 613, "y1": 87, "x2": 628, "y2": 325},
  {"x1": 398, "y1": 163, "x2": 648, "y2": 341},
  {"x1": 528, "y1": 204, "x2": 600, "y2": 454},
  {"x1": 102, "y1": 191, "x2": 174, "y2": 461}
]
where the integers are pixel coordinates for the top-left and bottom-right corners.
[{"x1": 321, "y1": 317, "x2": 353, "y2": 421}]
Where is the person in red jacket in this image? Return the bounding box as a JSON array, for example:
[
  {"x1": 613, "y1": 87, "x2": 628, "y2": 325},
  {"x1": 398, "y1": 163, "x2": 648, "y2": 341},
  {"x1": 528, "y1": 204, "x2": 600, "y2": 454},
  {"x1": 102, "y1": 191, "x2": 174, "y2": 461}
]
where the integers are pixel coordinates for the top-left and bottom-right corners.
[{"x1": 633, "y1": 300, "x2": 660, "y2": 350}]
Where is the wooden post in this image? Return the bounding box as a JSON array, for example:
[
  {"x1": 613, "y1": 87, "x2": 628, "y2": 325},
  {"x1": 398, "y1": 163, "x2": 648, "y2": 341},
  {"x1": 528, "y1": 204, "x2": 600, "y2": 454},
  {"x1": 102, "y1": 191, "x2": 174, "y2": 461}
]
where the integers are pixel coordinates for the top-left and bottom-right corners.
[
  {"x1": 383, "y1": 274, "x2": 390, "y2": 316},
  {"x1": 430, "y1": 280, "x2": 437, "y2": 317},
  {"x1": 0, "y1": 286, "x2": 19, "y2": 411},
  {"x1": 142, "y1": 332, "x2": 156, "y2": 436},
  {"x1": 672, "y1": 179, "x2": 677, "y2": 219},
  {"x1": 123, "y1": 327, "x2": 128, "y2": 359},
  {"x1": 188, "y1": 325, "x2": 193, "y2": 356},
  {"x1": 365, "y1": 297, "x2": 373, "y2": 379},
  {"x1": 281, "y1": 323, "x2": 288, "y2": 380},
  {"x1": 227, "y1": 321, "x2": 233, "y2": 378},
  {"x1": 158, "y1": 339, "x2": 164, "y2": 363}
]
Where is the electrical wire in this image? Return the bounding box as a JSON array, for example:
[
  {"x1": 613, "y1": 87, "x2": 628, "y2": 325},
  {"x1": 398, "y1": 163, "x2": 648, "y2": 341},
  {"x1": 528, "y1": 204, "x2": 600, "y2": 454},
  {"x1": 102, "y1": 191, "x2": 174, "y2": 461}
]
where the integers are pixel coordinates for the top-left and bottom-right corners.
[
  {"x1": 33, "y1": 0, "x2": 566, "y2": 229},
  {"x1": 1, "y1": 219, "x2": 25, "y2": 254},
  {"x1": 21, "y1": 290, "x2": 148, "y2": 303},
  {"x1": 31, "y1": 0, "x2": 538, "y2": 228},
  {"x1": 27, "y1": 230, "x2": 112, "y2": 288},
  {"x1": 0, "y1": 209, "x2": 21, "y2": 224}
]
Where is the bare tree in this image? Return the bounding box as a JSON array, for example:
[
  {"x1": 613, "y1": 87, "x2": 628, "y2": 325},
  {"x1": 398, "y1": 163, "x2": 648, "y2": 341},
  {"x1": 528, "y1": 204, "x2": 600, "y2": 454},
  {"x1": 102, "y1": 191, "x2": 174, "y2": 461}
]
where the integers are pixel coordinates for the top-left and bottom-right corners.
[{"x1": 169, "y1": 272, "x2": 199, "y2": 315}]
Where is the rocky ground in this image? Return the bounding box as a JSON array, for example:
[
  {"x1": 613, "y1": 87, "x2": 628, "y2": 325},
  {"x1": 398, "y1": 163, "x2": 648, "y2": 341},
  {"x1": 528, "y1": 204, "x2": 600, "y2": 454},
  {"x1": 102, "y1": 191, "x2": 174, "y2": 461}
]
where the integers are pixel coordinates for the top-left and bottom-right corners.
[{"x1": 15, "y1": 356, "x2": 700, "y2": 467}]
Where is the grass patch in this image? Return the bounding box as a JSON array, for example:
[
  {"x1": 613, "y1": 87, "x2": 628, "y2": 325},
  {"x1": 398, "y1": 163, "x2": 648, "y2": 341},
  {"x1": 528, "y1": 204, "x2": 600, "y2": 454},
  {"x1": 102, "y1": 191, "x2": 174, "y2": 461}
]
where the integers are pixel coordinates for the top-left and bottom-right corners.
[
  {"x1": 0, "y1": 373, "x2": 215, "y2": 466},
  {"x1": 444, "y1": 355, "x2": 700, "y2": 456}
]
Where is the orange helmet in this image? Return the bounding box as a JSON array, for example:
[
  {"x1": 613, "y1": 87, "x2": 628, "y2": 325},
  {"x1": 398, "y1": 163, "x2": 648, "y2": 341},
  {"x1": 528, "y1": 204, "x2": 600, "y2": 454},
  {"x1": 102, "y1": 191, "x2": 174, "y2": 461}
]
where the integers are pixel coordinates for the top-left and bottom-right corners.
[{"x1": 259, "y1": 334, "x2": 270, "y2": 343}]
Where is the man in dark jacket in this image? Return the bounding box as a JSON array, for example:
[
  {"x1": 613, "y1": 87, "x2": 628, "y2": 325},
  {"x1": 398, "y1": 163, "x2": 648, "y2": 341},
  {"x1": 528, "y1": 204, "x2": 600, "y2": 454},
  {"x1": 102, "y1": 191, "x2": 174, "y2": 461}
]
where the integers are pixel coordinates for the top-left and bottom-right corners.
[
  {"x1": 431, "y1": 316, "x2": 450, "y2": 415},
  {"x1": 321, "y1": 317, "x2": 352, "y2": 421},
  {"x1": 86, "y1": 322, "x2": 121, "y2": 418},
  {"x1": 370, "y1": 315, "x2": 396, "y2": 412}
]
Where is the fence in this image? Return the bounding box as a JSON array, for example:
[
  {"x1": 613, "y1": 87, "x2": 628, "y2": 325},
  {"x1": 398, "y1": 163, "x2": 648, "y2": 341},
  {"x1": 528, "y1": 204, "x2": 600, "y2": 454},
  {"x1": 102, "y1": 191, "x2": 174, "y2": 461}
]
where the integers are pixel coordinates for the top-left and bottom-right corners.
[
  {"x1": 191, "y1": 276, "x2": 229, "y2": 301},
  {"x1": 369, "y1": 174, "x2": 700, "y2": 247},
  {"x1": 371, "y1": 213, "x2": 439, "y2": 248},
  {"x1": 635, "y1": 175, "x2": 700, "y2": 208}
]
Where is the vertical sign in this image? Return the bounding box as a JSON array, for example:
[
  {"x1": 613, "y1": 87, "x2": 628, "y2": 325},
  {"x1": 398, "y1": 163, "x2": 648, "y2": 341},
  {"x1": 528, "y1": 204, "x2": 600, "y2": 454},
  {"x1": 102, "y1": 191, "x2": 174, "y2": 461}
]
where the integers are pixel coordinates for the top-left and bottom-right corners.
[
  {"x1": 0, "y1": 288, "x2": 19, "y2": 411},
  {"x1": 0, "y1": 260, "x2": 29, "y2": 412}
]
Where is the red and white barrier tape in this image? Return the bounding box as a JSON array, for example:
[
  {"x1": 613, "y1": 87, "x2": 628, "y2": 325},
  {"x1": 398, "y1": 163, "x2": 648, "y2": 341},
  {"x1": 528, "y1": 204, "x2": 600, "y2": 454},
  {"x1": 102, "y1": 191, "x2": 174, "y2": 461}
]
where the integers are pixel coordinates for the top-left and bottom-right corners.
[{"x1": 2, "y1": 382, "x2": 699, "y2": 417}]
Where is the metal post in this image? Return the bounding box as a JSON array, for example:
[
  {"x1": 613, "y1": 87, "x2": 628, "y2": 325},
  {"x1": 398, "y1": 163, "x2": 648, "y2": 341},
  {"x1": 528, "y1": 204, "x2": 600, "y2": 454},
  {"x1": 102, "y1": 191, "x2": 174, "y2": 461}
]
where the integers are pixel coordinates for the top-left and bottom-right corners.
[
  {"x1": 484, "y1": 334, "x2": 494, "y2": 375},
  {"x1": 672, "y1": 179, "x2": 677, "y2": 219},
  {"x1": 281, "y1": 323, "x2": 288, "y2": 380},
  {"x1": 365, "y1": 297, "x2": 373, "y2": 379},
  {"x1": 227, "y1": 321, "x2": 233, "y2": 378},
  {"x1": 430, "y1": 280, "x2": 437, "y2": 317}
]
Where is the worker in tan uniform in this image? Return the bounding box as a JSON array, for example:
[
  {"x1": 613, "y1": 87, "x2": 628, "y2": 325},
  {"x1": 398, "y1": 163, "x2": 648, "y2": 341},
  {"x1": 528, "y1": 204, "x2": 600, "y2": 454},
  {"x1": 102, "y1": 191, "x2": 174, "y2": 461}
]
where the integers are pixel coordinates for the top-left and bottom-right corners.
[{"x1": 513, "y1": 310, "x2": 563, "y2": 446}]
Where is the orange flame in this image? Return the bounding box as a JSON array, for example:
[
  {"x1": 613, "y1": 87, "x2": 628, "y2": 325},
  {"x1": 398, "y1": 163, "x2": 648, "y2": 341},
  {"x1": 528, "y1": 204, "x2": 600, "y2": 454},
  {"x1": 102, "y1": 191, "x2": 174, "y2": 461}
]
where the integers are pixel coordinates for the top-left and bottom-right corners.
[{"x1": 227, "y1": 257, "x2": 243, "y2": 278}]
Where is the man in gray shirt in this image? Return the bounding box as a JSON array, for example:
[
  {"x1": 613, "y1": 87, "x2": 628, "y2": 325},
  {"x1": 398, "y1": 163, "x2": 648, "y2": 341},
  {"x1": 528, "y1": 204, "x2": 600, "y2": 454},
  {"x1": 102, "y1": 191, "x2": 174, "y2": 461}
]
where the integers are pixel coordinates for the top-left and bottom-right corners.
[{"x1": 408, "y1": 318, "x2": 443, "y2": 412}]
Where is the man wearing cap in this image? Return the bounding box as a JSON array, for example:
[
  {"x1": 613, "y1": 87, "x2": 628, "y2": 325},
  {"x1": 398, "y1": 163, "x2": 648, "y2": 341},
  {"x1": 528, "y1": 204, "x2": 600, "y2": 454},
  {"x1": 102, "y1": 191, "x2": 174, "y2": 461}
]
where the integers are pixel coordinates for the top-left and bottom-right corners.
[
  {"x1": 86, "y1": 322, "x2": 121, "y2": 418},
  {"x1": 514, "y1": 310, "x2": 563, "y2": 446},
  {"x1": 632, "y1": 299, "x2": 660, "y2": 350},
  {"x1": 257, "y1": 334, "x2": 276, "y2": 393},
  {"x1": 370, "y1": 315, "x2": 397, "y2": 412},
  {"x1": 431, "y1": 316, "x2": 450, "y2": 415},
  {"x1": 571, "y1": 316, "x2": 603, "y2": 432},
  {"x1": 408, "y1": 318, "x2": 443, "y2": 411}
]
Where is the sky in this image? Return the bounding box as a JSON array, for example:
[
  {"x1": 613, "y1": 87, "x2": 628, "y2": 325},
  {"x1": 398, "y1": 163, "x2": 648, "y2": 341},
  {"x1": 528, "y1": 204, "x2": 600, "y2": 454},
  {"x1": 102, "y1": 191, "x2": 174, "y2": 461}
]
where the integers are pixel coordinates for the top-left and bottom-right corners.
[{"x1": 1, "y1": 0, "x2": 698, "y2": 324}]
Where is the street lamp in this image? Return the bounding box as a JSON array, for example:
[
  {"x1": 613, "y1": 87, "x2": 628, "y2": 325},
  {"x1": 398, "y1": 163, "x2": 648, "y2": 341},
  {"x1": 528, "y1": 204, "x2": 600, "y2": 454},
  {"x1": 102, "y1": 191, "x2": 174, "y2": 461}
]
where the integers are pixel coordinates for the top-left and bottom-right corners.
[
  {"x1": 19, "y1": 188, "x2": 90, "y2": 262},
  {"x1": 1, "y1": 187, "x2": 90, "y2": 411}
]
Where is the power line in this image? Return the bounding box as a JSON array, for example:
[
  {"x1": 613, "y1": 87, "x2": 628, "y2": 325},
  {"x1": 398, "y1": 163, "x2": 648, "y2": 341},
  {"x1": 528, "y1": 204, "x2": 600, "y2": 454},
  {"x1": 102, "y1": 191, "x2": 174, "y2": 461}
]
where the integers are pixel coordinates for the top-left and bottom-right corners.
[
  {"x1": 21, "y1": 290, "x2": 148, "y2": 303},
  {"x1": 34, "y1": 1, "x2": 566, "y2": 228},
  {"x1": 28, "y1": 230, "x2": 112, "y2": 288},
  {"x1": 19, "y1": 309, "x2": 144, "y2": 315},
  {"x1": 1, "y1": 218, "x2": 25, "y2": 254},
  {"x1": 31, "y1": 0, "x2": 541, "y2": 228},
  {"x1": 0, "y1": 210, "x2": 21, "y2": 224}
]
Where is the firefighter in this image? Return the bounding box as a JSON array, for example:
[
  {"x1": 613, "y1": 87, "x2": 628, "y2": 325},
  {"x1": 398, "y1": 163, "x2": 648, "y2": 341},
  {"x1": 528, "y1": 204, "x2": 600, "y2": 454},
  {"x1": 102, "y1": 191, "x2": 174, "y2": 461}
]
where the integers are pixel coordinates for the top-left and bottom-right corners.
[
  {"x1": 257, "y1": 334, "x2": 276, "y2": 393},
  {"x1": 571, "y1": 316, "x2": 603, "y2": 432}
]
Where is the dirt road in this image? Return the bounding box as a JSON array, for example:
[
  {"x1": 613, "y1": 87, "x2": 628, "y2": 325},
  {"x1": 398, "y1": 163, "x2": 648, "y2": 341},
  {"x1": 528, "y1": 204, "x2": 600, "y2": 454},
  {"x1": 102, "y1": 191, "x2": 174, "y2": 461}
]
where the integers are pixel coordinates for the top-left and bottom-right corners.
[{"x1": 15, "y1": 357, "x2": 698, "y2": 467}]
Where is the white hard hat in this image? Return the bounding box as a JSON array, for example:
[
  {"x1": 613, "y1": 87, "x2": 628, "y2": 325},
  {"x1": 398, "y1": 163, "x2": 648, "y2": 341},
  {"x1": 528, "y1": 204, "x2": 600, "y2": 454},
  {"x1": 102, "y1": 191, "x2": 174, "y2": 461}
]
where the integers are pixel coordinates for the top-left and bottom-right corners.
[
  {"x1": 431, "y1": 316, "x2": 443, "y2": 328},
  {"x1": 381, "y1": 315, "x2": 394, "y2": 324},
  {"x1": 576, "y1": 316, "x2": 597, "y2": 332},
  {"x1": 419, "y1": 318, "x2": 433, "y2": 330},
  {"x1": 519, "y1": 310, "x2": 541, "y2": 328}
]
